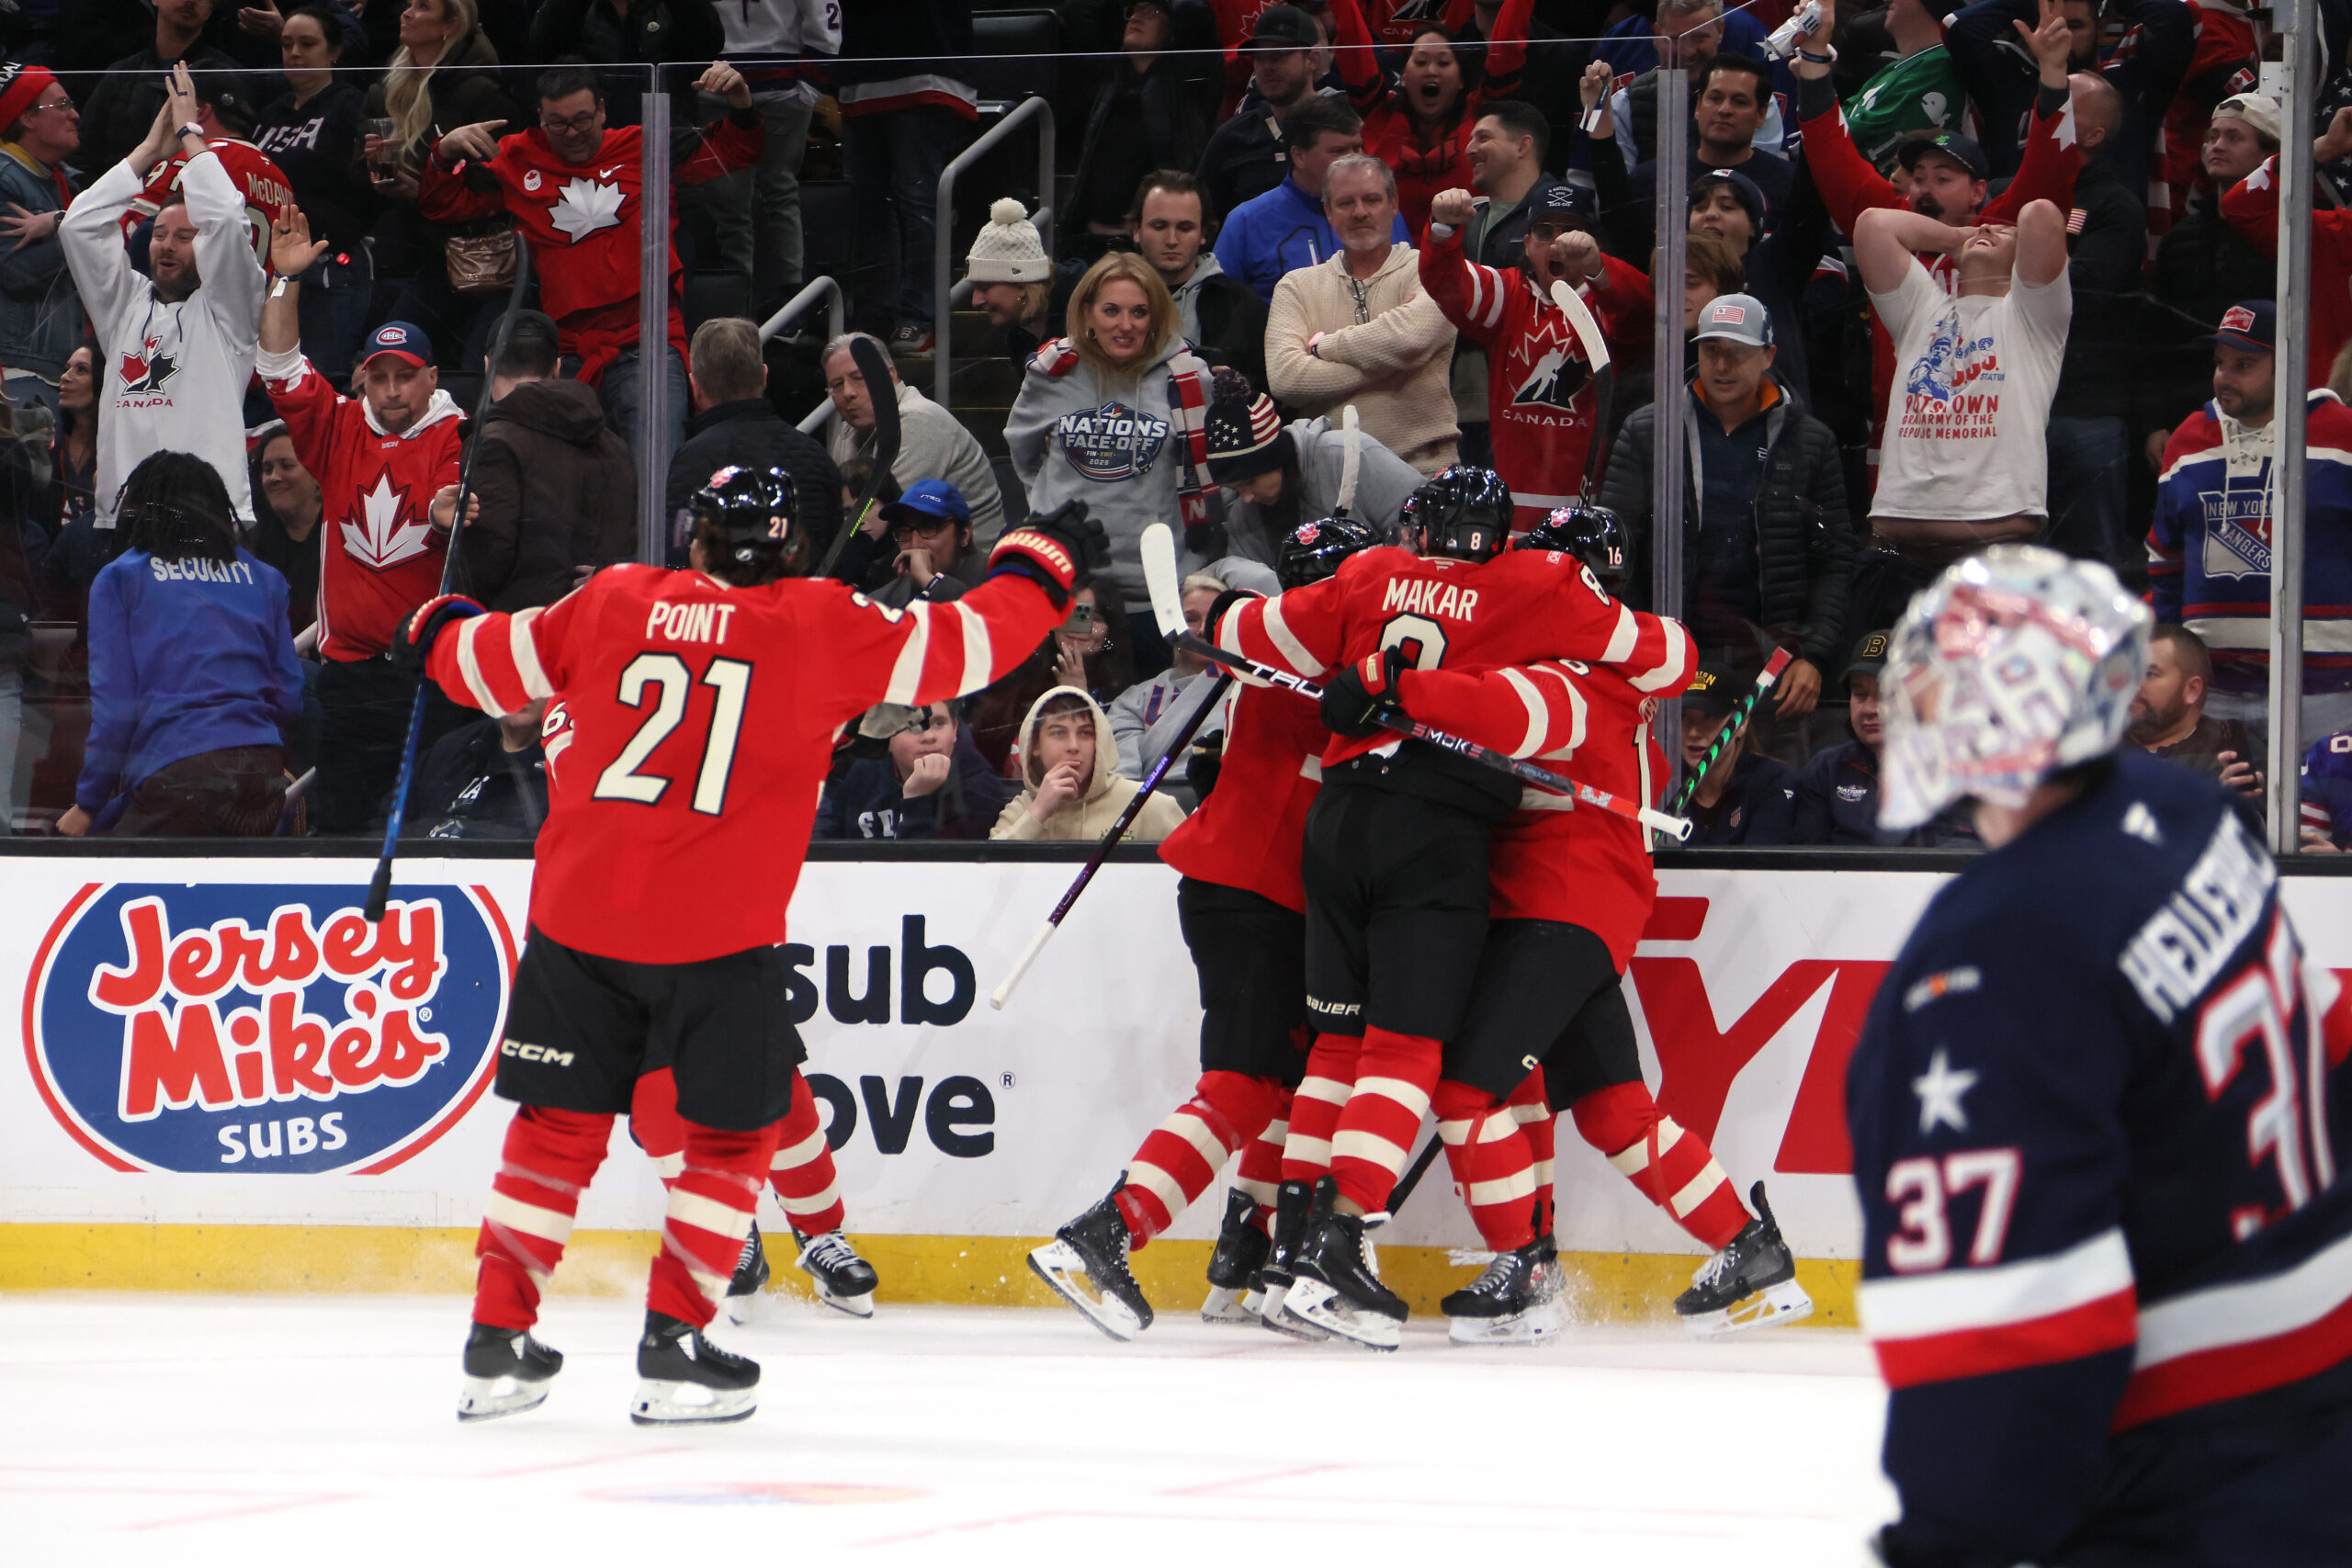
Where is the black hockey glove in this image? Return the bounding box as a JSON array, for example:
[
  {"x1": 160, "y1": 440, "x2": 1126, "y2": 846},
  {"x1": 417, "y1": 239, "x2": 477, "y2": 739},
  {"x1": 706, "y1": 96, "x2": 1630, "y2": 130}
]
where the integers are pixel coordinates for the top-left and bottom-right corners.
[
  {"x1": 1320, "y1": 647, "x2": 1411, "y2": 739},
  {"x1": 1186, "y1": 730, "x2": 1227, "y2": 796},
  {"x1": 988, "y1": 501, "x2": 1112, "y2": 608},
  {"x1": 395, "y1": 592, "x2": 486, "y2": 676}
]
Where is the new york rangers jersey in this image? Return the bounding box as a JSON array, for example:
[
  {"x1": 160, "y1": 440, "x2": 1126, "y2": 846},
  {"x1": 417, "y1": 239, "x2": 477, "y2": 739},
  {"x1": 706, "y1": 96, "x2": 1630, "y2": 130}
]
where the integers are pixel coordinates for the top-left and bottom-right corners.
[
  {"x1": 2300, "y1": 727, "x2": 2352, "y2": 849},
  {"x1": 2147, "y1": 389, "x2": 2352, "y2": 694},
  {"x1": 1849, "y1": 750, "x2": 2352, "y2": 1564}
]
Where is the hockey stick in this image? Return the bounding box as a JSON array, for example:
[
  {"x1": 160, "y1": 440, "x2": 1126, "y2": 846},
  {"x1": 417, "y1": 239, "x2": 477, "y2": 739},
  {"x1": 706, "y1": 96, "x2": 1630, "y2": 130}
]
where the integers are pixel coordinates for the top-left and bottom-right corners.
[
  {"x1": 1549, "y1": 278, "x2": 1618, "y2": 496},
  {"x1": 1333, "y1": 402, "x2": 1361, "y2": 519},
  {"x1": 1139, "y1": 525, "x2": 1693, "y2": 840},
  {"x1": 365, "y1": 237, "x2": 534, "y2": 923},
  {"x1": 1667, "y1": 647, "x2": 1794, "y2": 818},
  {"x1": 816, "y1": 335, "x2": 902, "y2": 578},
  {"x1": 1385, "y1": 1130, "x2": 1446, "y2": 1214},
  {"x1": 989, "y1": 671, "x2": 1238, "y2": 1010}
]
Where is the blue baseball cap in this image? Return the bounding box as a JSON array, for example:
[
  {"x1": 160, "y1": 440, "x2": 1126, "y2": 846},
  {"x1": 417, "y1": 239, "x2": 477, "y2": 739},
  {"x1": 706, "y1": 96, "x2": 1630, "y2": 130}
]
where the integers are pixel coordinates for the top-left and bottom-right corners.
[
  {"x1": 362, "y1": 320, "x2": 433, "y2": 369},
  {"x1": 2208, "y1": 299, "x2": 2276, "y2": 354},
  {"x1": 880, "y1": 479, "x2": 971, "y2": 528}
]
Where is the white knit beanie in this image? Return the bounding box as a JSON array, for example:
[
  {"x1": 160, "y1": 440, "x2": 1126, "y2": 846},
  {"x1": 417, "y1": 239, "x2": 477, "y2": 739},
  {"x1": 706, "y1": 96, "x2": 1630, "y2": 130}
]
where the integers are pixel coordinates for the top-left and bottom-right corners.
[{"x1": 966, "y1": 197, "x2": 1051, "y2": 284}]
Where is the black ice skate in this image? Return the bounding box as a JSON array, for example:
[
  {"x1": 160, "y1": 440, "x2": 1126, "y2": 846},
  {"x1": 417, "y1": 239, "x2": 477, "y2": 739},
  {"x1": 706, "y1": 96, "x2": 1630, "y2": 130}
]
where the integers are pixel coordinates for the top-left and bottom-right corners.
[
  {"x1": 457, "y1": 1322, "x2": 563, "y2": 1422},
  {"x1": 1675, "y1": 1182, "x2": 1814, "y2": 1337},
  {"x1": 724, "y1": 1221, "x2": 772, "y2": 1325},
  {"x1": 1252, "y1": 1178, "x2": 1331, "y2": 1342},
  {"x1": 793, "y1": 1226, "x2": 878, "y2": 1318},
  {"x1": 1442, "y1": 1235, "x2": 1566, "y2": 1346},
  {"x1": 1201, "y1": 1187, "x2": 1270, "y2": 1325},
  {"x1": 1027, "y1": 1180, "x2": 1155, "y2": 1342},
  {"x1": 1283, "y1": 1178, "x2": 1408, "y2": 1352},
  {"x1": 630, "y1": 1311, "x2": 760, "y2": 1425}
]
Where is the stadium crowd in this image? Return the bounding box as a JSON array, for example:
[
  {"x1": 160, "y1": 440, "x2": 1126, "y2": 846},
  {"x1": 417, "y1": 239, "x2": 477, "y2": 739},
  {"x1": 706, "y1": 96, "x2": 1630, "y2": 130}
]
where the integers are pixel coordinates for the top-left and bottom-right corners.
[{"x1": 0, "y1": 0, "x2": 2346, "y2": 848}]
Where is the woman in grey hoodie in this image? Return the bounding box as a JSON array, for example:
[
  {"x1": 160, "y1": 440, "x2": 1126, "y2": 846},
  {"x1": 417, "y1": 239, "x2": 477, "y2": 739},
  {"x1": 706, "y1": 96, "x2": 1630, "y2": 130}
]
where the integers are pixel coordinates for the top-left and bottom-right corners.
[{"x1": 1005, "y1": 251, "x2": 1211, "y2": 656}]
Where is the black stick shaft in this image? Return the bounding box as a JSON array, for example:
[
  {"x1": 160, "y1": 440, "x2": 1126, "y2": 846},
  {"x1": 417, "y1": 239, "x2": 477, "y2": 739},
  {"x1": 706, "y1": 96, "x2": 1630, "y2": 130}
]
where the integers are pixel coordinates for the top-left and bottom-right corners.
[
  {"x1": 1047, "y1": 671, "x2": 1231, "y2": 926},
  {"x1": 817, "y1": 336, "x2": 901, "y2": 577},
  {"x1": 1668, "y1": 649, "x2": 1793, "y2": 818},
  {"x1": 1385, "y1": 1132, "x2": 1446, "y2": 1213}
]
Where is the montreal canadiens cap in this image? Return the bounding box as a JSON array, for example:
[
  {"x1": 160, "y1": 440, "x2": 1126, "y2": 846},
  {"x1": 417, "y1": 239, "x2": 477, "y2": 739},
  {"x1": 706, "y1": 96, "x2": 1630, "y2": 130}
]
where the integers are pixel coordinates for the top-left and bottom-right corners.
[
  {"x1": 1693, "y1": 292, "x2": 1774, "y2": 348},
  {"x1": 1897, "y1": 130, "x2": 1992, "y2": 182},
  {"x1": 361, "y1": 321, "x2": 433, "y2": 369},
  {"x1": 2208, "y1": 299, "x2": 2277, "y2": 355}
]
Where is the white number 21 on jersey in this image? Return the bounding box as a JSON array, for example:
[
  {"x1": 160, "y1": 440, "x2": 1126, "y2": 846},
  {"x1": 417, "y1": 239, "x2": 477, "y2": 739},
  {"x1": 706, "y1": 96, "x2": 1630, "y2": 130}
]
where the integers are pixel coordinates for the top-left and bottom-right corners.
[{"x1": 593, "y1": 653, "x2": 752, "y2": 815}]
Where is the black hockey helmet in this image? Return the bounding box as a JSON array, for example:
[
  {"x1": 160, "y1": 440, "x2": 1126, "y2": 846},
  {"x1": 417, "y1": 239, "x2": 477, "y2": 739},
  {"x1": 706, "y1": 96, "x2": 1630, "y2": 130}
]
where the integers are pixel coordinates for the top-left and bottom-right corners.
[
  {"x1": 1402, "y1": 466, "x2": 1511, "y2": 563},
  {"x1": 1516, "y1": 502, "x2": 1629, "y2": 590},
  {"x1": 689, "y1": 464, "x2": 797, "y2": 578},
  {"x1": 1278, "y1": 513, "x2": 1383, "y2": 591}
]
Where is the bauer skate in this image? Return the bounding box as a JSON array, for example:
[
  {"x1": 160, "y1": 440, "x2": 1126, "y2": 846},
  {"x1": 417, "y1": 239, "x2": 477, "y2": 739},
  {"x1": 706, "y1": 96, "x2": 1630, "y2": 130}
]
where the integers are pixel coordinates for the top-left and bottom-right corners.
[
  {"x1": 457, "y1": 1323, "x2": 563, "y2": 1422},
  {"x1": 1202, "y1": 1188, "x2": 1271, "y2": 1325},
  {"x1": 1028, "y1": 1181, "x2": 1154, "y2": 1341},
  {"x1": 630, "y1": 1311, "x2": 759, "y2": 1425},
  {"x1": 1442, "y1": 1235, "x2": 1566, "y2": 1347},
  {"x1": 793, "y1": 1226, "x2": 877, "y2": 1318},
  {"x1": 1676, "y1": 1182, "x2": 1813, "y2": 1337},
  {"x1": 1283, "y1": 1178, "x2": 1408, "y2": 1352},
  {"x1": 725, "y1": 1221, "x2": 772, "y2": 1325},
  {"x1": 1252, "y1": 1178, "x2": 1332, "y2": 1342}
]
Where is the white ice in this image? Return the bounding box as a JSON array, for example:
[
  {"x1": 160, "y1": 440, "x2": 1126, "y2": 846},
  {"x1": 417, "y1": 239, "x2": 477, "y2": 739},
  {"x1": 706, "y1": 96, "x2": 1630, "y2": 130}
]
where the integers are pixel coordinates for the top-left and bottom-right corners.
[{"x1": 4, "y1": 1293, "x2": 1896, "y2": 1566}]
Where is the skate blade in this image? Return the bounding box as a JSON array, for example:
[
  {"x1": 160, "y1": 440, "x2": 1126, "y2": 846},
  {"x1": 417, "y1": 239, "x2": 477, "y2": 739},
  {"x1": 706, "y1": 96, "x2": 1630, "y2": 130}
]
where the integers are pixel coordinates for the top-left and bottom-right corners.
[
  {"x1": 1683, "y1": 1277, "x2": 1815, "y2": 1338},
  {"x1": 724, "y1": 1290, "x2": 766, "y2": 1326},
  {"x1": 628, "y1": 1378, "x2": 758, "y2": 1426},
  {"x1": 812, "y1": 1284, "x2": 876, "y2": 1319},
  {"x1": 1447, "y1": 1297, "x2": 1566, "y2": 1347},
  {"x1": 458, "y1": 1372, "x2": 551, "y2": 1422},
  {"x1": 1253, "y1": 1280, "x2": 1329, "y2": 1341},
  {"x1": 1283, "y1": 1279, "x2": 1401, "y2": 1352},
  {"x1": 1027, "y1": 1242, "x2": 1144, "y2": 1342},
  {"x1": 1200, "y1": 1285, "x2": 1257, "y2": 1325}
]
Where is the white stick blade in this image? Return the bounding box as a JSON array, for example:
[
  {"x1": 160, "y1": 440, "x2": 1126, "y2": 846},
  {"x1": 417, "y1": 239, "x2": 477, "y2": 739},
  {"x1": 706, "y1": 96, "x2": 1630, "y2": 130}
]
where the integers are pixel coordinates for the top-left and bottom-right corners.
[
  {"x1": 1140, "y1": 522, "x2": 1186, "y2": 637},
  {"x1": 1549, "y1": 278, "x2": 1611, "y2": 376}
]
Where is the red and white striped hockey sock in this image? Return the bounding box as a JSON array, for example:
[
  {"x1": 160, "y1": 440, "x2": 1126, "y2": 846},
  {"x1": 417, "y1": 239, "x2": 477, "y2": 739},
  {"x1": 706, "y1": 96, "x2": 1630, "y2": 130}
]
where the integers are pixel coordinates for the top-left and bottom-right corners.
[
  {"x1": 1431, "y1": 1077, "x2": 1540, "y2": 1253},
  {"x1": 473, "y1": 1105, "x2": 615, "y2": 1332},
  {"x1": 1329, "y1": 1027, "x2": 1441, "y2": 1214},
  {"x1": 1571, "y1": 1083, "x2": 1750, "y2": 1251},
  {"x1": 646, "y1": 1121, "x2": 777, "y2": 1327},
  {"x1": 1234, "y1": 1085, "x2": 1294, "y2": 1230},
  {"x1": 1282, "y1": 1032, "x2": 1361, "y2": 1187},
  {"x1": 768, "y1": 1069, "x2": 846, "y2": 1235},
  {"x1": 1114, "y1": 1071, "x2": 1287, "y2": 1246},
  {"x1": 1507, "y1": 1074, "x2": 1557, "y2": 1237}
]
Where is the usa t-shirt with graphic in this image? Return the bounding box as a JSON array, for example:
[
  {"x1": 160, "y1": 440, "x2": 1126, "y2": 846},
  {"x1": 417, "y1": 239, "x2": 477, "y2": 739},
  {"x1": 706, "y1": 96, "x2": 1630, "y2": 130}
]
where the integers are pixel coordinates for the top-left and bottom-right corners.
[{"x1": 1868, "y1": 259, "x2": 2071, "y2": 524}]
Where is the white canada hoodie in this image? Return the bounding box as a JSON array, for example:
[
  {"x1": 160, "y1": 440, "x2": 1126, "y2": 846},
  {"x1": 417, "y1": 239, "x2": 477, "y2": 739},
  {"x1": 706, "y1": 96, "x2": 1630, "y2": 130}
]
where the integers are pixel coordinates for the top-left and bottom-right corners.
[{"x1": 62, "y1": 149, "x2": 266, "y2": 526}]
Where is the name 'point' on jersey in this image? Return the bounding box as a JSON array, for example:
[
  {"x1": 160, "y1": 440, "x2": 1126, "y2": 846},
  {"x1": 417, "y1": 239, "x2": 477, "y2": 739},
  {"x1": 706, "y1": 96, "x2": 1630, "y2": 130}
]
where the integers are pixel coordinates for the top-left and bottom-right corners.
[{"x1": 1849, "y1": 750, "x2": 2352, "y2": 1565}]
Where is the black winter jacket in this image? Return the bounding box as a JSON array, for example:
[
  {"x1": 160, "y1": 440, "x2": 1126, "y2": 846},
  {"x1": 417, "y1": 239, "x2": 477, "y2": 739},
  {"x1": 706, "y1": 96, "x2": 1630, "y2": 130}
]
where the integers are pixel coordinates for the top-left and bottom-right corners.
[
  {"x1": 461, "y1": 379, "x2": 638, "y2": 612},
  {"x1": 1065, "y1": 56, "x2": 1211, "y2": 238},
  {"x1": 664, "y1": 397, "x2": 845, "y2": 563},
  {"x1": 526, "y1": 0, "x2": 727, "y2": 128},
  {"x1": 1603, "y1": 377, "x2": 1856, "y2": 667},
  {"x1": 2146, "y1": 183, "x2": 2276, "y2": 434},
  {"x1": 1195, "y1": 86, "x2": 1291, "y2": 223},
  {"x1": 76, "y1": 45, "x2": 249, "y2": 179},
  {"x1": 2049, "y1": 152, "x2": 2149, "y2": 422}
]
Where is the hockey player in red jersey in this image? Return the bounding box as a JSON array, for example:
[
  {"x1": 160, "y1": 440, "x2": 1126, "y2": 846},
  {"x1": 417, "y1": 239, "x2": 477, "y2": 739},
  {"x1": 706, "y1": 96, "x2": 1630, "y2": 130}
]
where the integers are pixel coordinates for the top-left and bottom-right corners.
[
  {"x1": 399, "y1": 468, "x2": 1103, "y2": 1424},
  {"x1": 258, "y1": 206, "x2": 473, "y2": 835},
  {"x1": 1028, "y1": 516, "x2": 1381, "y2": 1342},
  {"x1": 1210, "y1": 467, "x2": 1693, "y2": 1348},
  {"x1": 1419, "y1": 186, "x2": 1651, "y2": 530},
  {"x1": 1329, "y1": 512, "x2": 1809, "y2": 1343}
]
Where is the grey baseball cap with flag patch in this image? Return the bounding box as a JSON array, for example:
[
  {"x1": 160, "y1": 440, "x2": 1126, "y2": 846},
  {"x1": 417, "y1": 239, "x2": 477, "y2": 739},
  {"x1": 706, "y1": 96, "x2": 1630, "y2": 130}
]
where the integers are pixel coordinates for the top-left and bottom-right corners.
[{"x1": 1692, "y1": 292, "x2": 1774, "y2": 348}]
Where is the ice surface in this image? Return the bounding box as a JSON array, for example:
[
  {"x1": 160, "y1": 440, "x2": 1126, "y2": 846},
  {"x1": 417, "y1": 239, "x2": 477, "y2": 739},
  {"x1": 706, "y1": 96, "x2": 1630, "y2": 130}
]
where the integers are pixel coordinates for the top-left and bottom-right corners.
[{"x1": 4, "y1": 1293, "x2": 1896, "y2": 1566}]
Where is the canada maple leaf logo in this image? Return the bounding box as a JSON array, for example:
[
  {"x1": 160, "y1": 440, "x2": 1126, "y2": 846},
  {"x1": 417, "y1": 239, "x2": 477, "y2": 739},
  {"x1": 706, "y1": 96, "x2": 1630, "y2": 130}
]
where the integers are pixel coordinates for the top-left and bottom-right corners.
[
  {"x1": 549, "y1": 175, "x2": 624, "y2": 243},
  {"x1": 340, "y1": 474, "x2": 436, "y2": 571},
  {"x1": 119, "y1": 335, "x2": 177, "y2": 394}
]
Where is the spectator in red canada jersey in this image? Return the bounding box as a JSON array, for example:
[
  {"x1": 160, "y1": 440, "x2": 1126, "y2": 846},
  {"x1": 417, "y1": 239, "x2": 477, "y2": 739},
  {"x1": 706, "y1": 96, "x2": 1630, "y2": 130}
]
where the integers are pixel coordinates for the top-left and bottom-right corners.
[
  {"x1": 258, "y1": 205, "x2": 471, "y2": 834},
  {"x1": 421, "y1": 60, "x2": 764, "y2": 491}
]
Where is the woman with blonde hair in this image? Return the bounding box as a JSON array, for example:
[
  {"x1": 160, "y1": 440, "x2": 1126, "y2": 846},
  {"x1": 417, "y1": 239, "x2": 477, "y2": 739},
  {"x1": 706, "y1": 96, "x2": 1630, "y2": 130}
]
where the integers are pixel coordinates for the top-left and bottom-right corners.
[
  {"x1": 1005, "y1": 250, "x2": 1213, "y2": 676},
  {"x1": 361, "y1": 0, "x2": 519, "y2": 362}
]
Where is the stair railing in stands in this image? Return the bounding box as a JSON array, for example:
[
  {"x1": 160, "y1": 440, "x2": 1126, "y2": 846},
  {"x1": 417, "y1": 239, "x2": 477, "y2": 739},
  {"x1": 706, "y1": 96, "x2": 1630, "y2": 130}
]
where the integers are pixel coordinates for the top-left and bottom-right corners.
[
  {"x1": 757, "y1": 276, "x2": 848, "y2": 435},
  {"x1": 934, "y1": 94, "x2": 1055, "y2": 408}
]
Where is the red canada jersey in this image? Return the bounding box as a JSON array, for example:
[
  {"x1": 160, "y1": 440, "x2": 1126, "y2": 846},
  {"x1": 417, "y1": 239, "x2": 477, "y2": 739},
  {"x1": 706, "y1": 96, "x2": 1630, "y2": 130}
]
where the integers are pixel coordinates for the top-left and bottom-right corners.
[
  {"x1": 417, "y1": 118, "x2": 762, "y2": 382},
  {"x1": 125, "y1": 138, "x2": 296, "y2": 272},
  {"x1": 266, "y1": 353, "x2": 464, "y2": 661},
  {"x1": 1334, "y1": 0, "x2": 1532, "y2": 231},
  {"x1": 424, "y1": 564, "x2": 1064, "y2": 964},
  {"x1": 1803, "y1": 98, "x2": 2080, "y2": 455},
  {"x1": 1393, "y1": 658, "x2": 1680, "y2": 967},
  {"x1": 1419, "y1": 225, "x2": 1651, "y2": 529},
  {"x1": 1159, "y1": 680, "x2": 1328, "y2": 912},
  {"x1": 1212, "y1": 544, "x2": 1693, "y2": 775}
]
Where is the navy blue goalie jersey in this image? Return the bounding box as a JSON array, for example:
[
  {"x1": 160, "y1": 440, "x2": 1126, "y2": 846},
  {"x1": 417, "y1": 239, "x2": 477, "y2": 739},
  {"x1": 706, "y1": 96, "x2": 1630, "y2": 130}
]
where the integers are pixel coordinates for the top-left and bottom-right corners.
[{"x1": 1848, "y1": 750, "x2": 2352, "y2": 1567}]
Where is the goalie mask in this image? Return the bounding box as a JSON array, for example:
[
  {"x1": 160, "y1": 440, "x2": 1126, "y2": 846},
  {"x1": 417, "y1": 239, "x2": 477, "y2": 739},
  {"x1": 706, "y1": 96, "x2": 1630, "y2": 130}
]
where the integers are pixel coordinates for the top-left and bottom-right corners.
[
  {"x1": 1515, "y1": 502, "x2": 1628, "y2": 590},
  {"x1": 1278, "y1": 513, "x2": 1383, "y2": 590},
  {"x1": 1878, "y1": 545, "x2": 2150, "y2": 830},
  {"x1": 1402, "y1": 466, "x2": 1511, "y2": 563},
  {"x1": 689, "y1": 464, "x2": 797, "y2": 571}
]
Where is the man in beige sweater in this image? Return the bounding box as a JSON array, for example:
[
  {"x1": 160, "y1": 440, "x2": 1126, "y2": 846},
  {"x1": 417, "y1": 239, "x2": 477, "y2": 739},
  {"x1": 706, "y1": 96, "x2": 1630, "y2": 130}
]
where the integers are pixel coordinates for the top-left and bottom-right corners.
[{"x1": 1265, "y1": 153, "x2": 1459, "y2": 475}]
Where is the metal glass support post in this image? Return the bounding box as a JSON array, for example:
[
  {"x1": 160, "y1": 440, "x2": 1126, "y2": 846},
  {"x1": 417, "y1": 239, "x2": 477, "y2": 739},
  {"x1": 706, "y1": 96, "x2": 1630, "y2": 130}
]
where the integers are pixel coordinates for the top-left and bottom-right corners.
[
  {"x1": 2267, "y1": 0, "x2": 2314, "y2": 853},
  {"x1": 1650, "y1": 56, "x2": 1690, "y2": 829},
  {"x1": 933, "y1": 96, "x2": 1056, "y2": 408},
  {"x1": 637, "y1": 70, "x2": 673, "y2": 566}
]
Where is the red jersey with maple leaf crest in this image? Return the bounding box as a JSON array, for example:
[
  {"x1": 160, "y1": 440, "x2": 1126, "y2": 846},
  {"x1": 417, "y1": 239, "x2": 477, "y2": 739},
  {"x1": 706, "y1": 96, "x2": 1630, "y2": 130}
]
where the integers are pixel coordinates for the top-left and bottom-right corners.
[
  {"x1": 1419, "y1": 224, "x2": 1652, "y2": 531},
  {"x1": 416, "y1": 117, "x2": 763, "y2": 384},
  {"x1": 420, "y1": 564, "x2": 1065, "y2": 963},
  {"x1": 1159, "y1": 680, "x2": 1329, "y2": 912},
  {"x1": 124, "y1": 138, "x2": 297, "y2": 274},
  {"x1": 263, "y1": 352, "x2": 463, "y2": 661}
]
